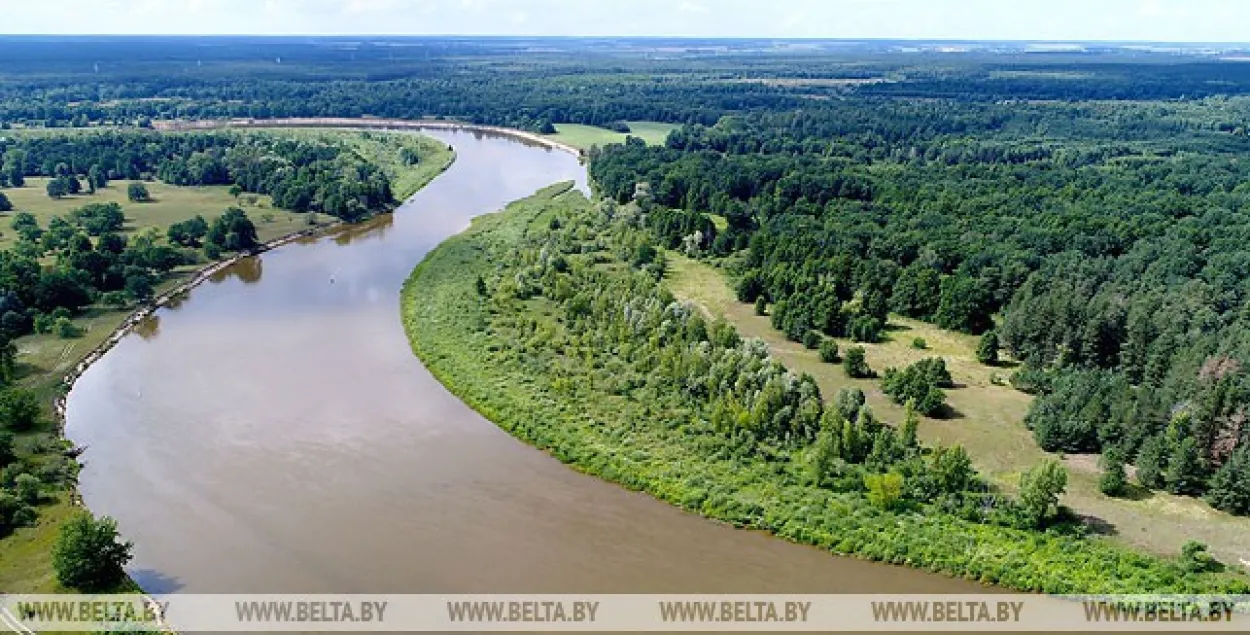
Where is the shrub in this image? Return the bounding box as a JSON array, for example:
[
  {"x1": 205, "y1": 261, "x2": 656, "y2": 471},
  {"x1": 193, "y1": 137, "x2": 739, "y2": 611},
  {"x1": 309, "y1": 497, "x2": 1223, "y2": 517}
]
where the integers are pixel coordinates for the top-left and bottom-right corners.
[
  {"x1": 881, "y1": 358, "x2": 951, "y2": 416},
  {"x1": 911, "y1": 337, "x2": 927, "y2": 350},
  {"x1": 1018, "y1": 460, "x2": 1068, "y2": 529},
  {"x1": 1180, "y1": 541, "x2": 1222, "y2": 574},
  {"x1": 802, "y1": 331, "x2": 821, "y2": 350},
  {"x1": 849, "y1": 315, "x2": 883, "y2": 343},
  {"x1": 14, "y1": 472, "x2": 41, "y2": 505},
  {"x1": 52, "y1": 514, "x2": 134, "y2": 591},
  {"x1": 864, "y1": 473, "x2": 904, "y2": 510},
  {"x1": 819, "y1": 339, "x2": 839, "y2": 363},
  {"x1": 0, "y1": 388, "x2": 40, "y2": 431},
  {"x1": 977, "y1": 330, "x2": 1000, "y2": 365},
  {"x1": 127, "y1": 182, "x2": 151, "y2": 203},
  {"x1": 843, "y1": 346, "x2": 873, "y2": 378},
  {"x1": 754, "y1": 296, "x2": 767, "y2": 316}
]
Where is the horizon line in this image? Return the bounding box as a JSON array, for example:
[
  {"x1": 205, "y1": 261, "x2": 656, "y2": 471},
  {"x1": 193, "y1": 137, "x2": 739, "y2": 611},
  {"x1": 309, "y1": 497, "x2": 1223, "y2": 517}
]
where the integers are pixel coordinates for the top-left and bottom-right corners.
[{"x1": 0, "y1": 34, "x2": 1247, "y2": 46}]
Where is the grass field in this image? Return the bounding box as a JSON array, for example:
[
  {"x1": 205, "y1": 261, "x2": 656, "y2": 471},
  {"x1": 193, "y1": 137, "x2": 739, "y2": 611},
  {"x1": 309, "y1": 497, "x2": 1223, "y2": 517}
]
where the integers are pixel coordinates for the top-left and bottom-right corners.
[
  {"x1": 0, "y1": 128, "x2": 453, "y2": 594},
  {"x1": 664, "y1": 253, "x2": 1250, "y2": 568},
  {"x1": 543, "y1": 121, "x2": 679, "y2": 150},
  {"x1": 1, "y1": 178, "x2": 318, "y2": 252}
]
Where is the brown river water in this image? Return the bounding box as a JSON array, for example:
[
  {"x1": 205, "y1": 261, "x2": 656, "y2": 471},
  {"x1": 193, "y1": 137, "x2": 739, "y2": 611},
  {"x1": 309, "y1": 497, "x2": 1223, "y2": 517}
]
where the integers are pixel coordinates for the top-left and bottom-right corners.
[{"x1": 64, "y1": 128, "x2": 987, "y2": 596}]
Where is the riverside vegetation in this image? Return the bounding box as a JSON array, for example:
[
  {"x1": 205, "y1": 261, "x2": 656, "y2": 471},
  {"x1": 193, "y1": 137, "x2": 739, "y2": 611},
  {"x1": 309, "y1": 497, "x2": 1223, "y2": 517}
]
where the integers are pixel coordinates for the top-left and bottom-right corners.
[
  {"x1": 402, "y1": 183, "x2": 1248, "y2": 594},
  {"x1": 0, "y1": 127, "x2": 452, "y2": 592}
]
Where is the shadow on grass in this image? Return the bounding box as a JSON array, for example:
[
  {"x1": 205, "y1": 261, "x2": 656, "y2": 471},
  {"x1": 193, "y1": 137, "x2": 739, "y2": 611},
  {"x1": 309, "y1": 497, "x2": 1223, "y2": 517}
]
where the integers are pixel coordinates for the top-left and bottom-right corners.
[
  {"x1": 1117, "y1": 482, "x2": 1156, "y2": 502},
  {"x1": 931, "y1": 403, "x2": 965, "y2": 420}
]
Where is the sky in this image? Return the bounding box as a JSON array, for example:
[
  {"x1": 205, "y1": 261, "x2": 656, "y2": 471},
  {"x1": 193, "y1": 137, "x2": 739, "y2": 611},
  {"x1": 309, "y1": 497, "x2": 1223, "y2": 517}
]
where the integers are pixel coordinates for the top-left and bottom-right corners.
[{"x1": 1, "y1": 0, "x2": 1248, "y2": 42}]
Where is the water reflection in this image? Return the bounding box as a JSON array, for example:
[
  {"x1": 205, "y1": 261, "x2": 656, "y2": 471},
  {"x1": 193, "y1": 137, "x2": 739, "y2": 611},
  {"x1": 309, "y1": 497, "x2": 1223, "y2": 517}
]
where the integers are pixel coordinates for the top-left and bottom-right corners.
[{"x1": 133, "y1": 314, "x2": 160, "y2": 341}]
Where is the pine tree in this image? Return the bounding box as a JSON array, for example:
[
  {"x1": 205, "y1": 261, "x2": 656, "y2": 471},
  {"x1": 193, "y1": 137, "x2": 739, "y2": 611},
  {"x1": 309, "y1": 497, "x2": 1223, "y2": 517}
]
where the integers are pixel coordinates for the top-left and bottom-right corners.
[
  {"x1": 1135, "y1": 434, "x2": 1168, "y2": 489},
  {"x1": 1206, "y1": 446, "x2": 1250, "y2": 515},
  {"x1": 1165, "y1": 437, "x2": 1207, "y2": 496},
  {"x1": 1099, "y1": 450, "x2": 1128, "y2": 497}
]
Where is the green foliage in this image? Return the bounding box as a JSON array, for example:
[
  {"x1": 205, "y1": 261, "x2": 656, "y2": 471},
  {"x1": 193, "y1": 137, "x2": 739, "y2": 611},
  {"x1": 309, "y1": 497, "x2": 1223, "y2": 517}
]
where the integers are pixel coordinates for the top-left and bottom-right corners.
[
  {"x1": 52, "y1": 514, "x2": 133, "y2": 591},
  {"x1": 865, "y1": 473, "x2": 904, "y2": 510},
  {"x1": 1136, "y1": 434, "x2": 1169, "y2": 490},
  {"x1": 1206, "y1": 446, "x2": 1250, "y2": 515},
  {"x1": 977, "y1": 330, "x2": 1000, "y2": 365},
  {"x1": 802, "y1": 330, "x2": 821, "y2": 350},
  {"x1": 818, "y1": 339, "x2": 839, "y2": 363},
  {"x1": 1179, "y1": 541, "x2": 1222, "y2": 574},
  {"x1": 0, "y1": 430, "x2": 13, "y2": 466},
  {"x1": 167, "y1": 215, "x2": 209, "y2": 247},
  {"x1": 1165, "y1": 437, "x2": 1208, "y2": 496},
  {"x1": 401, "y1": 182, "x2": 1250, "y2": 595},
  {"x1": 1018, "y1": 460, "x2": 1068, "y2": 529},
  {"x1": 848, "y1": 315, "x2": 883, "y2": 343},
  {"x1": 1099, "y1": 451, "x2": 1128, "y2": 498},
  {"x1": 911, "y1": 337, "x2": 927, "y2": 350},
  {"x1": 0, "y1": 388, "x2": 40, "y2": 432},
  {"x1": 881, "y1": 358, "x2": 951, "y2": 416},
  {"x1": 14, "y1": 473, "x2": 41, "y2": 505},
  {"x1": 842, "y1": 346, "x2": 873, "y2": 379},
  {"x1": 0, "y1": 192, "x2": 10, "y2": 212},
  {"x1": 0, "y1": 490, "x2": 35, "y2": 535},
  {"x1": 127, "y1": 182, "x2": 151, "y2": 203},
  {"x1": 53, "y1": 316, "x2": 81, "y2": 339},
  {"x1": 753, "y1": 296, "x2": 767, "y2": 316},
  {"x1": 207, "y1": 207, "x2": 259, "y2": 252}
]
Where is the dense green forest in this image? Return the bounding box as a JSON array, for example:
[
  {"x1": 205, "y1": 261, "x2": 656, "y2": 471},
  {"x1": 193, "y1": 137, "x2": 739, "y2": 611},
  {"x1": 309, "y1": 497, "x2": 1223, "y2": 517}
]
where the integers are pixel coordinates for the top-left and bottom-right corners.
[
  {"x1": 589, "y1": 93, "x2": 1250, "y2": 517},
  {"x1": 402, "y1": 183, "x2": 1246, "y2": 594}
]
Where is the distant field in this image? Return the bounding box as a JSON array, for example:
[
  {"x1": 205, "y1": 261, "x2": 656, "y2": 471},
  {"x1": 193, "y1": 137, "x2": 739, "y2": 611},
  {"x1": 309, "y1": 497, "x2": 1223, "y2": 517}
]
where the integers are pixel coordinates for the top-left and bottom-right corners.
[
  {"x1": 664, "y1": 252, "x2": 1250, "y2": 567},
  {"x1": 0, "y1": 178, "x2": 319, "y2": 250},
  {"x1": 544, "y1": 121, "x2": 678, "y2": 149}
]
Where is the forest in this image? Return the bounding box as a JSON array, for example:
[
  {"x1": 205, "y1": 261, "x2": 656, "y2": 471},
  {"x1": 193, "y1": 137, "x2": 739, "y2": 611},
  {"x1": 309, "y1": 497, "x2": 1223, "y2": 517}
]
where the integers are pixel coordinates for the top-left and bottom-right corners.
[
  {"x1": 583, "y1": 86, "x2": 1250, "y2": 518},
  {"x1": 402, "y1": 182, "x2": 1245, "y2": 594}
]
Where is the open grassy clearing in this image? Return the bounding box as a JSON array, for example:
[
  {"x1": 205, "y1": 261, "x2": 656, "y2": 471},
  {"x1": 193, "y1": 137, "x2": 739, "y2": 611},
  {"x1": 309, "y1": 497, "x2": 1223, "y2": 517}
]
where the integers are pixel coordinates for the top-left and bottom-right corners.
[
  {"x1": 543, "y1": 121, "x2": 678, "y2": 150},
  {"x1": 0, "y1": 128, "x2": 452, "y2": 594},
  {"x1": 664, "y1": 253, "x2": 1250, "y2": 568}
]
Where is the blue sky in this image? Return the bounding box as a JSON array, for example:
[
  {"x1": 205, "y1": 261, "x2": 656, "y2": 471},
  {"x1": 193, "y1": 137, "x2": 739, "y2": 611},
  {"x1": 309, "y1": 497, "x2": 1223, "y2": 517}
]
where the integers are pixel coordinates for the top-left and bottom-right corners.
[{"x1": 3, "y1": 0, "x2": 1248, "y2": 41}]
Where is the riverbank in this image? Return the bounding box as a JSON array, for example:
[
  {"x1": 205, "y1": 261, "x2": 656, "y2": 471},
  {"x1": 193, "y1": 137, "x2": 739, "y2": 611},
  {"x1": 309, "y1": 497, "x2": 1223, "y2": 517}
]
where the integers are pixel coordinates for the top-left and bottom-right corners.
[
  {"x1": 0, "y1": 126, "x2": 454, "y2": 595},
  {"x1": 154, "y1": 117, "x2": 586, "y2": 159},
  {"x1": 401, "y1": 183, "x2": 1250, "y2": 595}
]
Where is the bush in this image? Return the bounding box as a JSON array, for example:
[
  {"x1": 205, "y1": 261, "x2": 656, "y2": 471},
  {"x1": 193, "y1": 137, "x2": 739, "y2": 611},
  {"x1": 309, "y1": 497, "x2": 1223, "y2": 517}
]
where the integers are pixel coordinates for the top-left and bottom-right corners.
[
  {"x1": 849, "y1": 315, "x2": 883, "y2": 343},
  {"x1": 0, "y1": 388, "x2": 40, "y2": 431},
  {"x1": 14, "y1": 472, "x2": 41, "y2": 505},
  {"x1": 754, "y1": 296, "x2": 767, "y2": 316},
  {"x1": 0, "y1": 430, "x2": 13, "y2": 466},
  {"x1": 818, "y1": 339, "x2": 839, "y2": 363},
  {"x1": 1180, "y1": 541, "x2": 1222, "y2": 574},
  {"x1": 881, "y1": 358, "x2": 951, "y2": 416},
  {"x1": 911, "y1": 337, "x2": 927, "y2": 350},
  {"x1": 0, "y1": 192, "x2": 11, "y2": 212},
  {"x1": 127, "y1": 182, "x2": 151, "y2": 203},
  {"x1": 977, "y1": 330, "x2": 1000, "y2": 365},
  {"x1": 1018, "y1": 460, "x2": 1068, "y2": 529},
  {"x1": 843, "y1": 346, "x2": 873, "y2": 378},
  {"x1": 52, "y1": 514, "x2": 134, "y2": 591},
  {"x1": 864, "y1": 473, "x2": 904, "y2": 510},
  {"x1": 54, "y1": 316, "x2": 82, "y2": 338},
  {"x1": 802, "y1": 331, "x2": 821, "y2": 350}
]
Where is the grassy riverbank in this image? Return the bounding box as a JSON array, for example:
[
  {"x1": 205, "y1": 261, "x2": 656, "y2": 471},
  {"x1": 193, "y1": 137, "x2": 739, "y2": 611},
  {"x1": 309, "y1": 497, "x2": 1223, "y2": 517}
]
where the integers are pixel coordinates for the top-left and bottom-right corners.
[
  {"x1": 0, "y1": 128, "x2": 453, "y2": 593},
  {"x1": 543, "y1": 122, "x2": 678, "y2": 150},
  {"x1": 402, "y1": 184, "x2": 1249, "y2": 595},
  {"x1": 664, "y1": 254, "x2": 1250, "y2": 567}
]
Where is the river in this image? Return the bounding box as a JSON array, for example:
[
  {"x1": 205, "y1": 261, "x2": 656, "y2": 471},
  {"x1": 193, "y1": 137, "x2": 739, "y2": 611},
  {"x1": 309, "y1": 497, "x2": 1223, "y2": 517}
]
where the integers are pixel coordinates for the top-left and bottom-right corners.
[{"x1": 64, "y1": 128, "x2": 983, "y2": 596}]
